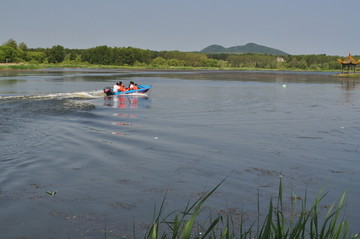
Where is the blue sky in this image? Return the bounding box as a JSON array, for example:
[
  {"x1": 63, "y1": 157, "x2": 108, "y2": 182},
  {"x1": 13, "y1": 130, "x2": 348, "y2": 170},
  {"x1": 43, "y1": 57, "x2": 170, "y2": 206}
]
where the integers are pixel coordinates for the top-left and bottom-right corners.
[{"x1": 1, "y1": 0, "x2": 359, "y2": 56}]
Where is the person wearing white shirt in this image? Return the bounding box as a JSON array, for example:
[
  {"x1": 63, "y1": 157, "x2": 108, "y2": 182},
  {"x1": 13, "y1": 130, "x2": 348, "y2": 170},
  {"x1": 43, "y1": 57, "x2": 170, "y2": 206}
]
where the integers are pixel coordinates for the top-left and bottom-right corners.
[
  {"x1": 113, "y1": 82, "x2": 120, "y2": 92},
  {"x1": 128, "y1": 81, "x2": 135, "y2": 90}
]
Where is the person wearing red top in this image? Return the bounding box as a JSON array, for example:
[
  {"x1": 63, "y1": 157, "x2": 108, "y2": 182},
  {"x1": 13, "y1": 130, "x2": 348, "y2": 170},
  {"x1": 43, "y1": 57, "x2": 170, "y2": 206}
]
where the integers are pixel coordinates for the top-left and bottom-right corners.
[{"x1": 118, "y1": 81, "x2": 126, "y2": 92}]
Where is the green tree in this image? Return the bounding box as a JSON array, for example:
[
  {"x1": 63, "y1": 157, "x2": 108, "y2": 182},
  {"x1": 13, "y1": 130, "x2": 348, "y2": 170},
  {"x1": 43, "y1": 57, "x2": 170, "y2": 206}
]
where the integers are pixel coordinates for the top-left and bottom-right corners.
[
  {"x1": 207, "y1": 53, "x2": 229, "y2": 61},
  {"x1": 47, "y1": 45, "x2": 66, "y2": 63},
  {"x1": 27, "y1": 51, "x2": 46, "y2": 63},
  {"x1": 167, "y1": 58, "x2": 185, "y2": 67},
  {"x1": 287, "y1": 57, "x2": 298, "y2": 68},
  {"x1": 63, "y1": 53, "x2": 72, "y2": 63},
  {"x1": 202, "y1": 58, "x2": 223, "y2": 67},
  {"x1": 321, "y1": 63, "x2": 330, "y2": 70},
  {"x1": 0, "y1": 46, "x2": 19, "y2": 62},
  {"x1": 18, "y1": 42, "x2": 28, "y2": 52},
  {"x1": 183, "y1": 53, "x2": 208, "y2": 67},
  {"x1": 0, "y1": 49, "x2": 6, "y2": 62},
  {"x1": 151, "y1": 57, "x2": 167, "y2": 67},
  {"x1": 329, "y1": 61, "x2": 341, "y2": 70},
  {"x1": 309, "y1": 64, "x2": 320, "y2": 70},
  {"x1": 2, "y1": 39, "x2": 18, "y2": 49},
  {"x1": 296, "y1": 59, "x2": 308, "y2": 69},
  {"x1": 82, "y1": 45, "x2": 112, "y2": 65},
  {"x1": 74, "y1": 54, "x2": 82, "y2": 64}
]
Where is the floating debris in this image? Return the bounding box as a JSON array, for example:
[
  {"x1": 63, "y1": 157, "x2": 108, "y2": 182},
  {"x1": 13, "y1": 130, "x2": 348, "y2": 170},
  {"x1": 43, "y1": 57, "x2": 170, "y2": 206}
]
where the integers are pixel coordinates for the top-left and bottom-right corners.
[{"x1": 46, "y1": 191, "x2": 57, "y2": 196}]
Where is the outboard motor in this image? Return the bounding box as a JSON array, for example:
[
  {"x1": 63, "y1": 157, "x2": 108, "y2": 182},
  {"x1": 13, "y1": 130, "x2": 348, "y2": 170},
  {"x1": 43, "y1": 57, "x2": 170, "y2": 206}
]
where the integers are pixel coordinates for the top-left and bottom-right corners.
[{"x1": 103, "y1": 87, "x2": 114, "y2": 96}]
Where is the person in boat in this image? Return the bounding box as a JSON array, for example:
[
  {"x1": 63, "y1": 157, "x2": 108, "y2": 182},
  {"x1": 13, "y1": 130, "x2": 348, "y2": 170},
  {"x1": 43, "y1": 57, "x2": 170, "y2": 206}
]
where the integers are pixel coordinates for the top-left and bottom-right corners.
[
  {"x1": 128, "y1": 81, "x2": 135, "y2": 90},
  {"x1": 133, "y1": 84, "x2": 139, "y2": 90},
  {"x1": 113, "y1": 82, "x2": 120, "y2": 92},
  {"x1": 118, "y1": 81, "x2": 126, "y2": 92},
  {"x1": 113, "y1": 82, "x2": 126, "y2": 92}
]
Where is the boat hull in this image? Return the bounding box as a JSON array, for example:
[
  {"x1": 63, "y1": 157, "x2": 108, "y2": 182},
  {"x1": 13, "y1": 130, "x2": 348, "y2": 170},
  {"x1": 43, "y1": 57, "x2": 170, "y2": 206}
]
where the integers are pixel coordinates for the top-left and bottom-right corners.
[{"x1": 104, "y1": 85, "x2": 151, "y2": 96}]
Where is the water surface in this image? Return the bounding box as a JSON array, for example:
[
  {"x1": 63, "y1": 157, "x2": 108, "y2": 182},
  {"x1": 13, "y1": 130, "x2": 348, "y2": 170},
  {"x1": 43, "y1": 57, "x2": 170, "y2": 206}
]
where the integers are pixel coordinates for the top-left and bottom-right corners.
[{"x1": 1, "y1": 70, "x2": 359, "y2": 238}]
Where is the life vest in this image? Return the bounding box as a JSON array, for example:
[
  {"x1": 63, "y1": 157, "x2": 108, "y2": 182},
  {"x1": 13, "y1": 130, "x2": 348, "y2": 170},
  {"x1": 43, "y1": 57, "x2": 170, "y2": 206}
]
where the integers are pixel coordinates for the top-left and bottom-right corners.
[
  {"x1": 133, "y1": 85, "x2": 139, "y2": 90},
  {"x1": 119, "y1": 85, "x2": 126, "y2": 92}
]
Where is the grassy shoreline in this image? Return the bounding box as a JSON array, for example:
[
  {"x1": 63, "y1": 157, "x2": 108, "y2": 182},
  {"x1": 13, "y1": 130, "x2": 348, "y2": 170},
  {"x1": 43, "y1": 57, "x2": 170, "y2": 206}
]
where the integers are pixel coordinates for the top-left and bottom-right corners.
[
  {"x1": 335, "y1": 73, "x2": 360, "y2": 78},
  {"x1": 0, "y1": 62, "x2": 355, "y2": 75}
]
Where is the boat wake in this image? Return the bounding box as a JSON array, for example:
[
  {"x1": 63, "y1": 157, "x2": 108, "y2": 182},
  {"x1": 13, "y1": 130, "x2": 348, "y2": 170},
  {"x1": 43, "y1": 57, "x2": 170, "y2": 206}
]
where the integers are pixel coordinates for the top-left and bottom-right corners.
[{"x1": 0, "y1": 90, "x2": 104, "y2": 101}]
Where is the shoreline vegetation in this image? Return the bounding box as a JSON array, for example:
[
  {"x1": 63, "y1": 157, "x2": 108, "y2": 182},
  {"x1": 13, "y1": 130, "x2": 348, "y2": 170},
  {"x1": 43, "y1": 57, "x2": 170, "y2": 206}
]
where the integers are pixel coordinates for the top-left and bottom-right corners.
[
  {"x1": 0, "y1": 38, "x2": 359, "y2": 76},
  {"x1": 1, "y1": 62, "x2": 360, "y2": 77},
  {"x1": 335, "y1": 73, "x2": 360, "y2": 78},
  {"x1": 144, "y1": 179, "x2": 360, "y2": 239}
]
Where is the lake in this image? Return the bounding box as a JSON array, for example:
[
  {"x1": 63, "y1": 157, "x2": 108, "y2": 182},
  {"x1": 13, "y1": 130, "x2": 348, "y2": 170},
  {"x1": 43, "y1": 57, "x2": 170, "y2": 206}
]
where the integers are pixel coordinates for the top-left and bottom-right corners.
[{"x1": 1, "y1": 69, "x2": 359, "y2": 238}]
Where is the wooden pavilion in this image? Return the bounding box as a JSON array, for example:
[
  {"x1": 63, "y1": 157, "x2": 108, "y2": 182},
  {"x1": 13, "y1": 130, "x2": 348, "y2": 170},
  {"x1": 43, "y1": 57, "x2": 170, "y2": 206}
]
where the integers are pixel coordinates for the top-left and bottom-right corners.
[{"x1": 337, "y1": 53, "x2": 360, "y2": 73}]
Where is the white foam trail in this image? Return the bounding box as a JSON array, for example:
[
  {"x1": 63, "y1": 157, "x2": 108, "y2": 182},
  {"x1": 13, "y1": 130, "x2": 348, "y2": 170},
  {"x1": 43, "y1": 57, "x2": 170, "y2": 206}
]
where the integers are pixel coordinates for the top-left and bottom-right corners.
[{"x1": 0, "y1": 90, "x2": 104, "y2": 101}]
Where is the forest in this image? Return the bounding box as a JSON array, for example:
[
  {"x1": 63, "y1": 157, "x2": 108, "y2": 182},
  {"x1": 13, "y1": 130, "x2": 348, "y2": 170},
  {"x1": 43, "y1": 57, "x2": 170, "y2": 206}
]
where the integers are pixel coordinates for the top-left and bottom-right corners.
[{"x1": 0, "y1": 38, "x2": 355, "y2": 71}]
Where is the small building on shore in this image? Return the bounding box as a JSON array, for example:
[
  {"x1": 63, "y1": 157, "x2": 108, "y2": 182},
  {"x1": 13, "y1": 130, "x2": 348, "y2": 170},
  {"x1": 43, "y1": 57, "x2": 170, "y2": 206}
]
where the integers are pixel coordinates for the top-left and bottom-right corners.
[{"x1": 337, "y1": 53, "x2": 360, "y2": 73}]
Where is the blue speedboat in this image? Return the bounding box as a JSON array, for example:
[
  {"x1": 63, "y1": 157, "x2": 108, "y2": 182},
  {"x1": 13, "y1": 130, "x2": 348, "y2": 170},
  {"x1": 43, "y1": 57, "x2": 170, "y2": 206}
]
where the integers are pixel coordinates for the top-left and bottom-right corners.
[{"x1": 103, "y1": 85, "x2": 151, "y2": 96}]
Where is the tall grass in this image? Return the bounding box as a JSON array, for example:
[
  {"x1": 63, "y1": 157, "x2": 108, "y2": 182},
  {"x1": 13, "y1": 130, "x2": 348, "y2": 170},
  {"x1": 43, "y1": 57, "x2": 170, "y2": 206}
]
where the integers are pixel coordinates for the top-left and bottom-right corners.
[
  {"x1": 0, "y1": 64, "x2": 43, "y2": 70},
  {"x1": 143, "y1": 179, "x2": 359, "y2": 239}
]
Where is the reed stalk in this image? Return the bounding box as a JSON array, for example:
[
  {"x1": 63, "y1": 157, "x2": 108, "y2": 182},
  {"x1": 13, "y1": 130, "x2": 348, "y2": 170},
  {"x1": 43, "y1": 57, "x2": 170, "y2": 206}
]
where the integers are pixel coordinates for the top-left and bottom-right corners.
[{"x1": 142, "y1": 178, "x2": 358, "y2": 239}]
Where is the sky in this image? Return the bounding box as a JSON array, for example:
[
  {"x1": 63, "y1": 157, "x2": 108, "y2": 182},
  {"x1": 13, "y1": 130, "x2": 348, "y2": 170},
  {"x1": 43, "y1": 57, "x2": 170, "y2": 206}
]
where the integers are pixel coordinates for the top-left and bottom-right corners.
[{"x1": 1, "y1": 0, "x2": 359, "y2": 56}]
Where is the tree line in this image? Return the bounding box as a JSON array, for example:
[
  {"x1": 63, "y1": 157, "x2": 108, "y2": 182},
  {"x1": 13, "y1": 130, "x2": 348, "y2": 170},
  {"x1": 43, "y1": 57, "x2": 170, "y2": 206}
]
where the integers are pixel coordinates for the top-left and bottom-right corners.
[{"x1": 0, "y1": 38, "x2": 355, "y2": 71}]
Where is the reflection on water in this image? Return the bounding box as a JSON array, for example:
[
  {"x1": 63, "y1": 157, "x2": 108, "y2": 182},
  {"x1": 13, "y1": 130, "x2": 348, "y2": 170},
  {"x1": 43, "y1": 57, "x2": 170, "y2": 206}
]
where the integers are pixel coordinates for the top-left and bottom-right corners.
[
  {"x1": 110, "y1": 113, "x2": 136, "y2": 136},
  {"x1": 340, "y1": 79, "x2": 357, "y2": 90},
  {"x1": 103, "y1": 95, "x2": 150, "y2": 109},
  {"x1": 339, "y1": 79, "x2": 358, "y2": 103},
  {"x1": 103, "y1": 95, "x2": 150, "y2": 136},
  {"x1": 113, "y1": 113, "x2": 138, "y2": 118}
]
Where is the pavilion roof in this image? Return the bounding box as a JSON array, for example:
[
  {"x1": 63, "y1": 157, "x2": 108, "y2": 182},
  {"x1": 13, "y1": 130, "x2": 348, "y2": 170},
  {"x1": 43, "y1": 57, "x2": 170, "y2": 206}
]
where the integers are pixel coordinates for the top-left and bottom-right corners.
[{"x1": 337, "y1": 53, "x2": 360, "y2": 65}]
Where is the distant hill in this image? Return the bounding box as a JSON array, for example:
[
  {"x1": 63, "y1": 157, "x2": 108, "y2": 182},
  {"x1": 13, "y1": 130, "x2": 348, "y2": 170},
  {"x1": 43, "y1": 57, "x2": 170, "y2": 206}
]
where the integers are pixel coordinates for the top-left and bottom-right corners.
[{"x1": 200, "y1": 43, "x2": 289, "y2": 55}]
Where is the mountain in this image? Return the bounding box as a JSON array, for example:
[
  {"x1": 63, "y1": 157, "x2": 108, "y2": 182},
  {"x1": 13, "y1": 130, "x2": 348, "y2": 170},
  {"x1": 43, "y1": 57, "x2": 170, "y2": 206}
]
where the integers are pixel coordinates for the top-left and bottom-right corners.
[
  {"x1": 200, "y1": 44, "x2": 228, "y2": 53},
  {"x1": 200, "y1": 43, "x2": 289, "y2": 55}
]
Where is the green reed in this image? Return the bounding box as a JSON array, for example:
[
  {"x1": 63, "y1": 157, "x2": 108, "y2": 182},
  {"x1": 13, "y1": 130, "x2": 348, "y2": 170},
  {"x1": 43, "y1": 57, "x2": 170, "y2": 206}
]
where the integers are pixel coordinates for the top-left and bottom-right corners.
[{"x1": 143, "y1": 178, "x2": 359, "y2": 239}]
